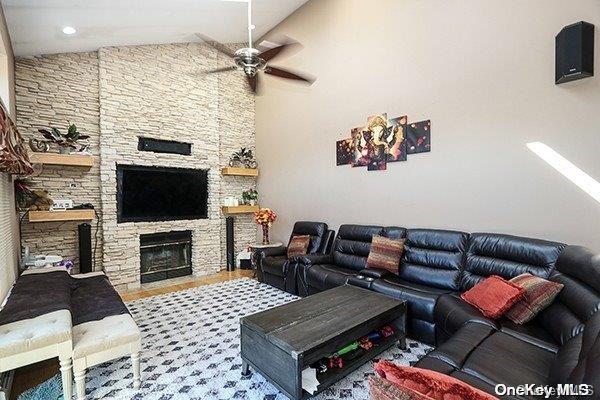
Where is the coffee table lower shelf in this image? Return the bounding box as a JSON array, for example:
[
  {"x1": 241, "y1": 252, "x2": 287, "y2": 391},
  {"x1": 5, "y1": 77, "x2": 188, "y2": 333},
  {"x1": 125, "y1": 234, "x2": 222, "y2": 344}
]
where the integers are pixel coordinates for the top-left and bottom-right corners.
[
  {"x1": 312, "y1": 332, "x2": 404, "y2": 396},
  {"x1": 241, "y1": 332, "x2": 405, "y2": 399}
]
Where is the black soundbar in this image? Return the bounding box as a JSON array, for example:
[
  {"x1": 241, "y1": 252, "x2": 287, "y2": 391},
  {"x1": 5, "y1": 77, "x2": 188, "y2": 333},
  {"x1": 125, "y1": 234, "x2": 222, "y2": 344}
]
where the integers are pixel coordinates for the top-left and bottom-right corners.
[{"x1": 138, "y1": 137, "x2": 192, "y2": 156}]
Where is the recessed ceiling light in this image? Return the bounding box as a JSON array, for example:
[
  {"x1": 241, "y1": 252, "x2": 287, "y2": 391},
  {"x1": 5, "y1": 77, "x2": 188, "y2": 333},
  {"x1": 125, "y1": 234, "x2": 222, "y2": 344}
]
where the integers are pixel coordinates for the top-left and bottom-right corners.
[{"x1": 62, "y1": 26, "x2": 77, "y2": 35}]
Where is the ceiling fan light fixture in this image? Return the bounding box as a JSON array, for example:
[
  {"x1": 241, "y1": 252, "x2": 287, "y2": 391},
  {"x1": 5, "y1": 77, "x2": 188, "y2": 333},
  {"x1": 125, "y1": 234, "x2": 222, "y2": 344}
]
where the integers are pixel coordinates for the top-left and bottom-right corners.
[{"x1": 195, "y1": 0, "x2": 314, "y2": 94}]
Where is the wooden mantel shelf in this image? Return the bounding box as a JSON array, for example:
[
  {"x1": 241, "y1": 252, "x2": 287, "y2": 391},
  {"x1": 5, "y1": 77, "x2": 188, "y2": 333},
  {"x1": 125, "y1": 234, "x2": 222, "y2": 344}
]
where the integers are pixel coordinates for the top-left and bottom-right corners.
[
  {"x1": 221, "y1": 205, "x2": 259, "y2": 215},
  {"x1": 29, "y1": 152, "x2": 94, "y2": 168},
  {"x1": 221, "y1": 167, "x2": 259, "y2": 177},
  {"x1": 29, "y1": 209, "x2": 95, "y2": 223}
]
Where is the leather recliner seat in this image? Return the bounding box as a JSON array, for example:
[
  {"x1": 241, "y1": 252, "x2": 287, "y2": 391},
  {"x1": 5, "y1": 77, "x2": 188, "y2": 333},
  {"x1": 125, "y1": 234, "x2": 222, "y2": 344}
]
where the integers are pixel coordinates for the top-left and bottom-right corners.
[
  {"x1": 297, "y1": 225, "x2": 405, "y2": 296},
  {"x1": 367, "y1": 229, "x2": 469, "y2": 344},
  {"x1": 434, "y1": 233, "x2": 565, "y2": 344},
  {"x1": 416, "y1": 245, "x2": 600, "y2": 399},
  {"x1": 257, "y1": 221, "x2": 334, "y2": 295}
]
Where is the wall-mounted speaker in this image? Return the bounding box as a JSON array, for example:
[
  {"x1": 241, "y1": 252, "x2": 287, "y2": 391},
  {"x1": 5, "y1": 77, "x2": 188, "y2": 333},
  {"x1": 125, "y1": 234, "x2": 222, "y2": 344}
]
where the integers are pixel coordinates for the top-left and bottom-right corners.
[
  {"x1": 138, "y1": 137, "x2": 192, "y2": 156},
  {"x1": 556, "y1": 21, "x2": 594, "y2": 84}
]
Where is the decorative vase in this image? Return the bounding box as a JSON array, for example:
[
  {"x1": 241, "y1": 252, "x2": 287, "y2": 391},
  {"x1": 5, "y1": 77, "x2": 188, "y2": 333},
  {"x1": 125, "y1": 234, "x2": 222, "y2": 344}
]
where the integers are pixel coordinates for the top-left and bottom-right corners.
[
  {"x1": 261, "y1": 224, "x2": 270, "y2": 245},
  {"x1": 59, "y1": 146, "x2": 71, "y2": 155}
]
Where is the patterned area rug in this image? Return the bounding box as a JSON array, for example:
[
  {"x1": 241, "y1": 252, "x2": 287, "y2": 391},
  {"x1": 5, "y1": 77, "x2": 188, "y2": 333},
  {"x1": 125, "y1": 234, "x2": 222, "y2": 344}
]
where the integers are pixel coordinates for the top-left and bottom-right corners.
[{"x1": 82, "y1": 278, "x2": 431, "y2": 399}]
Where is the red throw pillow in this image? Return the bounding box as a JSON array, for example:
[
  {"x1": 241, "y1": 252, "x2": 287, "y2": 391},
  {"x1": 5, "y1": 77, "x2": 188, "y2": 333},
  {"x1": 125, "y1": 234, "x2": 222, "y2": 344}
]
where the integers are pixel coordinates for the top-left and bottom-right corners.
[
  {"x1": 287, "y1": 235, "x2": 311, "y2": 258},
  {"x1": 505, "y1": 274, "x2": 564, "y2": 324},
  {"x1": 461, "y1": 276, "x2": 525, "y2": 319},
  {"x1": 373, "y1": 360, "x2": 498, "y2": 400},
  {"x1": 366, "y1": 235, "x2": 405, "y2": 275}
]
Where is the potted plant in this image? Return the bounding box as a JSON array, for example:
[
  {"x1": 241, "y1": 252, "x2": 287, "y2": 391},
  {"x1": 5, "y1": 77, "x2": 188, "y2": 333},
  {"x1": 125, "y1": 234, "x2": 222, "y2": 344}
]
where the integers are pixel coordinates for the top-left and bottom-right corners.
[
  {"x1": 38, "y1": 123, "x2": 90, "y2": 154},
  {"x1": 254, "y1": 208, "x2": 277, "y2": 245},
  {"x1": 242, "y1": 189, "x2": 258, "y2": 206},
  {"x1": 229, "y1": 147, "x2": 258, "y2": 168}
]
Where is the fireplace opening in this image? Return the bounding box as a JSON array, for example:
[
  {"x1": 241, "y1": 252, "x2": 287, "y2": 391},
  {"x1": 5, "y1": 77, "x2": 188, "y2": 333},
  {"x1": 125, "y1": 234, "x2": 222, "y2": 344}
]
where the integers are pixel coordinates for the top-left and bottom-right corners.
[{"x1": 140, "y1": 231, "x2": 192, "y2": 284}]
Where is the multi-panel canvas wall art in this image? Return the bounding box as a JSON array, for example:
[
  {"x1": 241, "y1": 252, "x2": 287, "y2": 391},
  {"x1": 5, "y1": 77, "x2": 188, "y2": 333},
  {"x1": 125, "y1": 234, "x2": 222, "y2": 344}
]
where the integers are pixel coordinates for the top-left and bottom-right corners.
[
  {"x1": 406, "y1": 120, "x2": 431, "y2": 154},
  {"x1": 336, "y1": 114, "x2": 430, "y2": 172},
  {"x1": 336, "y1": 138, "x2": 353, "y2": 166}
]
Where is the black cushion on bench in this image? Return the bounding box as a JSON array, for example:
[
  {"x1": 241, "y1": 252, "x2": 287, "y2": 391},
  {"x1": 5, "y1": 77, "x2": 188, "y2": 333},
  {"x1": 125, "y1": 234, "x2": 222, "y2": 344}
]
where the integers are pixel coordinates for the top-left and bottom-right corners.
[
  {"x1": 71, "y1": 274, "x2": 130, "y2": 326},
  {"x1": 0, "y1": 271, "x2": 73, "y2": 326},
  {"x1": 0, "y1": 270, "x2": 129, "y2": 328}
]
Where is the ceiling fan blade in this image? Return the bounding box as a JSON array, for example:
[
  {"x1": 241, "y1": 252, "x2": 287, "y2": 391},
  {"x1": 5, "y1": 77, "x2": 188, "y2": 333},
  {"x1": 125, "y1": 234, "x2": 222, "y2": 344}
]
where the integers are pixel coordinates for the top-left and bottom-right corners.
[
  {"x1": 264, "y1": 67, "x2": 315, "y2": 84},
  {"x1": 195, "y1": 33, "x2": 235, "y2": 58},
  {"x1": 259, "y1": 41, "x2": 300, "y2": 62},
  {"x1": 247, "y1": 74, "x2": 259, "y2": 94},
  {"x1": 205, "y1": 66, "x2": 237, "y2": 74}
]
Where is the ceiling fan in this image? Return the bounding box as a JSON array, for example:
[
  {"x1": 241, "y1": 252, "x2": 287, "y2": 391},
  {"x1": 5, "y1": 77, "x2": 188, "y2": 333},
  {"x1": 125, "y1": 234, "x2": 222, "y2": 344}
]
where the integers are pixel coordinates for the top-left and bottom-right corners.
[{"x1": 195, "y1": 0, "x2": 315, "y2": 94}]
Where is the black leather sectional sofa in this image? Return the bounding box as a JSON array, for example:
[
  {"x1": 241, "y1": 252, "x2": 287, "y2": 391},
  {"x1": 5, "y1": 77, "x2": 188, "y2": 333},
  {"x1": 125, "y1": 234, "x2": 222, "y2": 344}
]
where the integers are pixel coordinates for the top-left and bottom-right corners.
[{"x1": 257, "y1": 224, "x2": 600, "y2": 398}]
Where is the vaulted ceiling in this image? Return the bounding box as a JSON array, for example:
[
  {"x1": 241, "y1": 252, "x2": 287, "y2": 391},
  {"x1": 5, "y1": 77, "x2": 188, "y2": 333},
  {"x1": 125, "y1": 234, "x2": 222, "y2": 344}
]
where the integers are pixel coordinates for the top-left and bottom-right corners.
[{"x1": 2, "y1": 0, "x2": 309, "y2": 56}]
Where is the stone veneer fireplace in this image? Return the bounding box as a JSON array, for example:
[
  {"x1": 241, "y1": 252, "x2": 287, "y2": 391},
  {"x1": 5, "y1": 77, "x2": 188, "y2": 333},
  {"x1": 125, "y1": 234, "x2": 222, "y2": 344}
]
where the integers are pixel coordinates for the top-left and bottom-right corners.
[{"x1": 15, "y1": 43, "x2": 257, "y2": 291}]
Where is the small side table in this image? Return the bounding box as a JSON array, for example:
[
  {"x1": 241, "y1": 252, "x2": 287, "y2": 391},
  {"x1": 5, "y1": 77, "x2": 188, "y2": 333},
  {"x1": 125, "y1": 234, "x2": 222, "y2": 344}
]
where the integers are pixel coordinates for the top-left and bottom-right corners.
[{"x1": 249, "y1": 242, "x2": 284, "y2": 279}]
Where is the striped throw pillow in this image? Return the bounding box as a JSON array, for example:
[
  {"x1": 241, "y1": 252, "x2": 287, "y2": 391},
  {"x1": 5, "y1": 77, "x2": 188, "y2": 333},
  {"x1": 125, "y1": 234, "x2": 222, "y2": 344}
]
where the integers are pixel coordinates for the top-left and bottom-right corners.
[
  {"x1": 366, "y1": 235, "x2": 405, "y2": 275},
  {"x1": 506, "y1": 274, "x2": 564, "y2": 324},
  {"x1": 287, "y1": 235, "x2": 311, "y2": 258}
]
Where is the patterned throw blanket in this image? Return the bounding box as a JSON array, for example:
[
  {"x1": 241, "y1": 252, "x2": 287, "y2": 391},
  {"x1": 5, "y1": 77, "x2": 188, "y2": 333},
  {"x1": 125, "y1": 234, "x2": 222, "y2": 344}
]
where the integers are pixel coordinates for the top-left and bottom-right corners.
[{"x1": 0, "y1": 270, "x2": 129, "y2": 327}]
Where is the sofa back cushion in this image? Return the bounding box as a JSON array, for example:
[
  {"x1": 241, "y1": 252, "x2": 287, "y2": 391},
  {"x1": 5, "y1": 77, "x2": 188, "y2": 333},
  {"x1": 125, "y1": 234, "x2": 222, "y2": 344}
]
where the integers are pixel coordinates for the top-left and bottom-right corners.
[
  {"x1": 460, "y1": 233, "x2": 565, "y2": 291},
  {"x1": 289, "y1": 221, "x2": 328, "y2": 254},
  {"x1": 399, "y1": 229, "x2": 468, "y2": 290},
  {"x1": 382, "y1": 226, "x2": 407, "y2": 240},
  {"x1": 333, "y1": 225, "x2": 384, "y2": 271}
]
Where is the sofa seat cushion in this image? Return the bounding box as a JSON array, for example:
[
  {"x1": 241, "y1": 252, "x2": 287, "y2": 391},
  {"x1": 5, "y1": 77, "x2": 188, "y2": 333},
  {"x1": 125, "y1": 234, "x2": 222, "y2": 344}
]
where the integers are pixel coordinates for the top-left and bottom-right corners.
[
  {"x1": 306, "y1": 264, "x2": 359, "y2": 291},
  {"x1": 416, "y1": 322, "x2": 495, "y2": 373},
  {"x1": 435, "y1": 294, "x2": 497, "y2": 340},
  {"x1": 499, "y1": 320, "x2": 558, "y2": 352},
  {"x1": 458, "y1": 331, "x2": 555, "y2": 392},
  {"x1": 0, "y1": 310, "x2": 72, "y2": 358},
  {"x1": 262, "y1": 256, "x2": 288, "y2": 277},
  {"x1": 371, "y1": 277, "x2": 452, "y2": 322},
  {"x1": 72, "y1": 314, "x2": 140, "y2": 358},
  {"x1": 417, "y1": 326, "x2": 555, "y2": 399}
]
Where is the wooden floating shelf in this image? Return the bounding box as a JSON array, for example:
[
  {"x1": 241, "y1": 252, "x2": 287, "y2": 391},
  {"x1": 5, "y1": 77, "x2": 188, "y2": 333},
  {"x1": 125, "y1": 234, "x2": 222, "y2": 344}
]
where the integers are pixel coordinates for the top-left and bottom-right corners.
[
  {"x1": 221, "y1": 167, "x2": 259, "y2": 177},
  {"x1": 29, "y1": 209, "x2": 95, "y2": 223},
  {"x1": 221, "y1": 205, "x2": 259, "y2": 214},
  {"x1": 29, "y1": 152, "x2": 94, "y2": 168}
]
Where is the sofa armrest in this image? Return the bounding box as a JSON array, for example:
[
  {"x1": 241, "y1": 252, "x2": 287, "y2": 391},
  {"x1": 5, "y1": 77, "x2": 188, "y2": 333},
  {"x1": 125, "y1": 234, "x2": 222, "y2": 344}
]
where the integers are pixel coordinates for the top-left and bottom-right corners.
[
  {"x1": 255, "y1": 246, "x2": 287, "y2": 259},
  {"x1": 359, "y1": 268, "x2": 392, "y2": 279},
  {"x1": 291, "y1": 253, "x2": 332, "y2": 266}
]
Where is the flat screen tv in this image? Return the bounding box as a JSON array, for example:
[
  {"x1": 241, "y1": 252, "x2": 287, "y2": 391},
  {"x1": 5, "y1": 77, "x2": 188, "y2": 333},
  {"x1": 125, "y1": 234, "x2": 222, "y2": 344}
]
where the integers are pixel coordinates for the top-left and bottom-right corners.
[{"x1": 117, "y1": 165, "x2": 209, "y2": 223}]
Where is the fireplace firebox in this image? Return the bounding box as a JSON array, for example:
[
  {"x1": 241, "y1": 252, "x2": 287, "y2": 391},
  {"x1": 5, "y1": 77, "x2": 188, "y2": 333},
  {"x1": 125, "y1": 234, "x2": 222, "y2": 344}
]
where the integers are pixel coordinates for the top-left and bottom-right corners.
[{"x1": 140, "y1": 231, "x2": 192, "y2": 284}]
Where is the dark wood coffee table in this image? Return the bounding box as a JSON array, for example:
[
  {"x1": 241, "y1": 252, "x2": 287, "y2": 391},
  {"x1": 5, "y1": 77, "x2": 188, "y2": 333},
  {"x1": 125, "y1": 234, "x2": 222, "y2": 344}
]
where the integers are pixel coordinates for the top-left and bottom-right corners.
[{"x1": 240, "y1": 284, "x2": 407, "y2": 399}]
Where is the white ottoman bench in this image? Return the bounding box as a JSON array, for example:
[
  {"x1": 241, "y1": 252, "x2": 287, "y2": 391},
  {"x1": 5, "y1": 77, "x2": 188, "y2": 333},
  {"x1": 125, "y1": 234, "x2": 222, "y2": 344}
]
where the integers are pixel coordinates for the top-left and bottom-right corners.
[
  {"x1": 0, "y1": 268, "x2": 74, "y2": 399},
  {"x1": 71, "y1": 272, "x2": 141, "y2": 399}
]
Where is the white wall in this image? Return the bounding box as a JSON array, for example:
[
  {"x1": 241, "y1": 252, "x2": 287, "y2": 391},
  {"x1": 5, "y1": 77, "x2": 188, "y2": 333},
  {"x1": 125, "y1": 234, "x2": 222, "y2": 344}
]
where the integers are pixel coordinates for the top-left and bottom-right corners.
[{"x1": 256, "y1": 0, "x2": 600, "y2": 252}]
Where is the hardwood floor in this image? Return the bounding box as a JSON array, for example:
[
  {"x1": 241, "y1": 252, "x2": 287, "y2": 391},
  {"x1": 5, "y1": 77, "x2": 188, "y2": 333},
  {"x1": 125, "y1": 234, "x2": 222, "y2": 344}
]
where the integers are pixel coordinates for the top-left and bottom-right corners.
[
  {"x1": 10, "y1": 269, "x2": 254, "y2": 399},
  {"x1": 119, "y1": 269, "x2": 253, "y2": 301}
]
